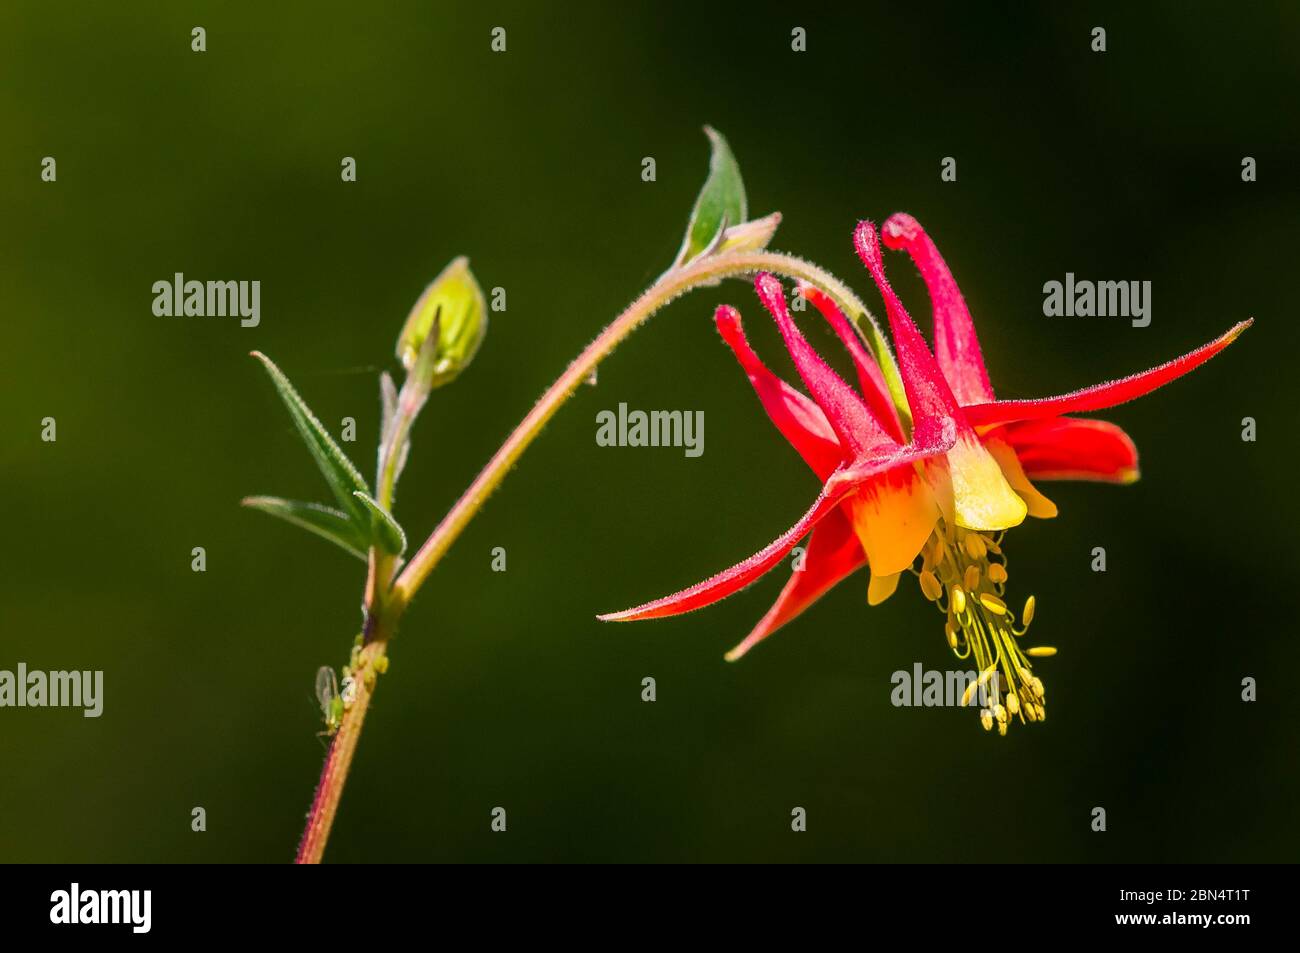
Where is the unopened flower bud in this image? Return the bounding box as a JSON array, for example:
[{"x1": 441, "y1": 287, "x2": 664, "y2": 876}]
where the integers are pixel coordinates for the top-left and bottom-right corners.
[
  {"x1": 396, "y1": 256, "x2": 487, "y2": 388},
  {"x1": 717, "y1": 212, "x2": 782, "y2": 255}
]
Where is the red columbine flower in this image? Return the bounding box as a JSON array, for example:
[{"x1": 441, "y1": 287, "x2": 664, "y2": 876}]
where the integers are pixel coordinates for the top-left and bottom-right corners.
[{"x1": 601, "y1": 215, "x2": 1250, "y2": 734}]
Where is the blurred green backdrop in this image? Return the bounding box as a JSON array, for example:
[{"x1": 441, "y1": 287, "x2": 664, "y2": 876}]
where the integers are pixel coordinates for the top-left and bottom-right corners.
[{"x1": 1, "y1": 1, "x2": 1296, "y2": 862}]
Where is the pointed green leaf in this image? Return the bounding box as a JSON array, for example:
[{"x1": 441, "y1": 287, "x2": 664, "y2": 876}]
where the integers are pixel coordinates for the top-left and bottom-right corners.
[
  {"x1": 353, "y1": 491, "x2": 407, "y2": 556},
  {"x1": 251, "y1": 352, "x2": 370, "y2": 523},
  {"x1": 380, "y1": 371, "x2": 398, "y2": 443},
  {"x1": 674, "y1": 126, "x2": 748, "y2": 268},
  {"x1": 241, "y1": 496, "x2": 368, "y2": 561},
  {"x1": 378, "y1": 371, "x2": 406, "y2": 479}
]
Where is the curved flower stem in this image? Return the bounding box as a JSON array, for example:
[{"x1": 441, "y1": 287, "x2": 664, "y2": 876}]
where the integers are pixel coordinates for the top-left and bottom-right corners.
[
  {"x1": 296, "y1": 248, "x2": 890, "y2": 864},
  {"x1": 392, "y1": 249, "x2": 892, "y2": 604}
]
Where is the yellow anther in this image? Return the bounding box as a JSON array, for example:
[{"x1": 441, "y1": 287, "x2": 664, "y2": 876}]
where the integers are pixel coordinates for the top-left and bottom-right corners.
[
  {"x1": 1026, "y1": 646, "x2": 1056, "y2": 658},
  {"x1": 997, "y1": 721, "x2": 1008, "y2": 736},
  {"x1": 963, "y1": 565, "x2": 980, "y2": 591},
  {"x1": 373, "y1": 655, "x2": 390, "y2": 675},
  {"x1": 993, "y1": 704, "x2": 1007, "y2": 723},
  {"x1": 1006, "y1": 693, "x2": 1020, "y2": 716},
  {"x1": 961, "y1": 665, "x2": 997, "y2": 707},
  {"x1": 978, "y1": 593, "x2": 1007, "y2": 615},
  {"x1": 980, "y1": 709, "x2": 993, "y2": 731},
  {"x1": 988, "y1": 563, "x2": 1007, "y2": 585},
  {"x1": 946, "y1": 628, "x2": 958, "y2": 650},
  {"x1": 1021, "y1": 595, "x2": 1036, "y2": 627},
  {"x1": 1030, "y1": 677, "x2": 1045, "y2": 698},
  {"x1": 919, "y1": 570, "x2": 943, "y2": 601},
  {"x1": 951, "y1": 586, "x2": 967, "y2": 615},
  {"x1": 964, "y1": 534, "x2": 987, "y2": 560}
]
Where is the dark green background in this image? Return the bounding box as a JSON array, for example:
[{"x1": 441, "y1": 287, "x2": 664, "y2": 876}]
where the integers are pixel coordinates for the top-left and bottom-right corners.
[{"x1": 1, "y1": 2, "x2": 1295, "y2": 862}]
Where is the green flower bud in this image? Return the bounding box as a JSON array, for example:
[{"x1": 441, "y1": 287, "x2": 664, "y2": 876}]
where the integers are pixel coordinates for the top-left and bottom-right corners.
[
  {"x1": 717, "y1": 211, "x2": 781, "y2": 255},
  {"x1": 396, "y1": 256, "x2": 487, "y2": 388}
]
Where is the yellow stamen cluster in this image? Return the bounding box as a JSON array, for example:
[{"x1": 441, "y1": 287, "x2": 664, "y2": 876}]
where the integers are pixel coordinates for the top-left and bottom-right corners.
[{"x1": 914, "y1": 522, "x2": 1051, "y2": 735}]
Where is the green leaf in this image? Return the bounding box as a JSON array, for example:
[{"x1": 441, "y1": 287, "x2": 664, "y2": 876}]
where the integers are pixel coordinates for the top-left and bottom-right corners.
[
  {"x1": 379, "y1": 371, "x2": 398, "y2": 442},
  {"x1": 674, "y1": 126, "x2": 748, "y2": 267},
  {"x1": 377, "y1": 371, "x2": 410, "y2": 482},
  {"x1": 353, "y1": 492, "x2": 407, "y2": 556},
  {"x1": 352, "y1": 491, "x2": 408, "y2": 556},
  {"x1": 241, "y1": 496, "x2": 368, "y2": 561},
  {"x1": 251, "y1": 352, "x2": 371, "y2": 524}
]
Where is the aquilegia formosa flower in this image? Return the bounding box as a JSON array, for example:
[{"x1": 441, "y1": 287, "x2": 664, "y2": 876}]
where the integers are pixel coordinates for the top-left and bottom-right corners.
[{"x1": 601, "y1": 214, "x2": 1250, "y2": 734}]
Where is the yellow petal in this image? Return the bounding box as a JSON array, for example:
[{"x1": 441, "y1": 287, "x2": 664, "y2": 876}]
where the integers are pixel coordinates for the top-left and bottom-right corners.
[
  {"x1": 984, "y1": 437, "x2": 1058, "y2": 519},
  {"x1": 920, "y1": 457, "x2": 957, "y2": 526},
  {"x1": 945, "y1": 435, "x2": 1028, "y2": 531}
]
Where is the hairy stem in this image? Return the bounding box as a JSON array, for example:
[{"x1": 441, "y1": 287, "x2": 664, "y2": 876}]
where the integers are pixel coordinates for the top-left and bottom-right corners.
[
  {"x1": 295, "y1": 639, "x2": 385, "y2": 864},
  {"x1": 297, "y1": 247, "x2": 889, "y2": 863},
  {"x1": 393, "y1": 249, "x2": 891, "y2": 603}
]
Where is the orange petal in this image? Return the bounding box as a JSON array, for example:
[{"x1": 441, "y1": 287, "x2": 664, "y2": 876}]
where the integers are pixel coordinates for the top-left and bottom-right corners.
[
  {"x1": 867, "y1": 570, "x2": 902, "y2": 606},
  {"x1": 844, "y1": 466, "x2": 940, "y2": 577}
]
